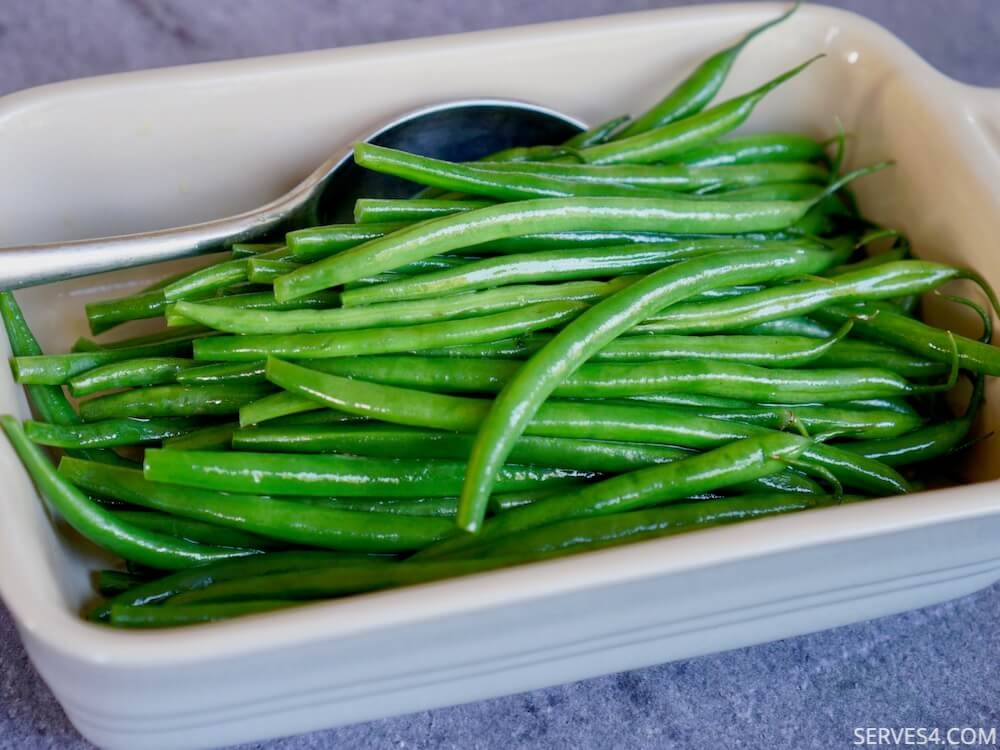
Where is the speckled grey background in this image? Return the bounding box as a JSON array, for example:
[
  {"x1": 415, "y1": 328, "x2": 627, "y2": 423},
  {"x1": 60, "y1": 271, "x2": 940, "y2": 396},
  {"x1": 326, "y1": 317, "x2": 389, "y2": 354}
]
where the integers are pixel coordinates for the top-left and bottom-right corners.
[{"x1": 2, "y1": 2, "x2": 1000, "y2": 749}]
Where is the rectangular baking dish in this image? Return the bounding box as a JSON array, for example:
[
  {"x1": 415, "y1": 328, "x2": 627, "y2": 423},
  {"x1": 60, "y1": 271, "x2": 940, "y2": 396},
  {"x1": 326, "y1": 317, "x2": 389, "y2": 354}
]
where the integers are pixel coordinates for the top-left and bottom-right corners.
[{"x1": 3, "y1": 3, "x2": 1000, "y2": 748}]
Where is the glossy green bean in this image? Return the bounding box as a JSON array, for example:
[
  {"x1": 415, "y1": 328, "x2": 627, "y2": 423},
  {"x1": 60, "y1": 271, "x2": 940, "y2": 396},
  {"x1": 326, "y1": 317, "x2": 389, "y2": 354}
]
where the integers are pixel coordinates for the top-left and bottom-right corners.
[
  {"x1": 264, "y1": 358, "x2": 909, "y2": 495},
  {"x1": 634, "y1": 261, "x2": 967, "y2": 335},
  {"x1": 272, "y1": 184, "x2": 847, "y2": 300},
  {"x1": 142, "y1": 448, "x2": 597, "y2": 498},
  {"x1": 91, "y1": 549, "x2": 378, "y2": 619},
  {"x1": 25, "y1": 417, "x2": 200, "y2": 448},
  {"x1": 813, "y1": 340, "x2": 948, "y2": 377},
  {"x1": 578, "y1": 57, "x2": 820, "y2": 165},
  {"x1": 472, "y1": 493, "x2": 854, "y2": 559},
  {"x1": 839, "y1": 376, "x2": 983, "y2": 466},
  {"x1": 85, "y1": 290, "x2": 171, "y2": 334},
  {"x1": 354, "y1": 198, "x2": 494, "y2": 224},
  {"x1": 78, "y1": 383, "x2": 274, "y2": 420},
  {"x1": 68, "y1": 357, "x2": 195, "y2": 397},
  {"x1": 246, "y1": 257, "x2": 300, "y2": 284},
  {"x1": 60, "y1": 457, "x2": 459, "y2": 551},
  {"x1": 302, "y1": 495, "x2": 461, "y2": 518},
  {"x1": 420, "y1": 433, "x2": 811, "y2": 556},
  {"x1": 95, "y1": 570, "x2": 150, "y2": 596},
  {"x1": 354, "y1": 143, "x2": 675, "y2": 200},
  {"x1": 286, "y1": 222, "x2": 408, "y2": 262},
  {"x1": 664, "y1": 133, "x2": 827, "y2": 167},
  {"x1": 230, "y1": 242, "x2": 285, "y2": 259},
  {"x1": 814, "y1": 303, "x2": 1000, "y2": 376},
  {"x1": 168, "y1": 557, "x2": 510, "y2": 606},
  {"x1": 470, "y1": 160, "x2": 827, "y2": 192},
  {"x1": 192, "y1": 301, "x2": 586, "y2": 361},
  {"x1": 615, "y1": 4, "x2": 798, "y2": 137},
  {"x1": 166, "y1": 290, "x2": 343, "y2": 327},
  {"x1": 455, "y1": 244, "x2": 844, "y2": 530},
  {"x1": 13, "y1": 332, "x2": 202, "y2": 385},
  {"x1": 1, "y1": 417, "x2": 257, "y2": 569},
  {"x1": 111, "y1": 511, "x2": 284, "y2": 550},
  {"x1": 162, "y1": 258, "x2": 249, "y2": 301},
  {"x1": 175, "y1": 278, "x2": 630, "y2": 335},
  {"x1": 161, "y1": 422, "x2": 236, "y2": 451},
  {"x1": 294, "y1": 353, "x2": 924, "y2": 403},
  {"x1": 340, "y1": 237, "x2": 825, "y2": 306},
  {"x1": 233, "y1": 424, "x2": 688, "y2": 469}
]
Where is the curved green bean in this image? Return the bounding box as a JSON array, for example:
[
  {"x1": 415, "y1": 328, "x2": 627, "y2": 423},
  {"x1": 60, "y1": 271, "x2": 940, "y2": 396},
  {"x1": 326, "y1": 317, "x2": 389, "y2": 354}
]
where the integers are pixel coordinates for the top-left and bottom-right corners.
[{"x1": 1, "y1": 417, "x2": 257, "y2": 570}]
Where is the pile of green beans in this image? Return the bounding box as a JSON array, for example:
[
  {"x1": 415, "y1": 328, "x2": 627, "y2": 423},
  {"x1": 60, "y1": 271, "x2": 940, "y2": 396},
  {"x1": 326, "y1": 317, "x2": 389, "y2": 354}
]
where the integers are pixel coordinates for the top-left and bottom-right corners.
[{"x1": 2, "y1": 4, "x2": 997, "y2": 628}]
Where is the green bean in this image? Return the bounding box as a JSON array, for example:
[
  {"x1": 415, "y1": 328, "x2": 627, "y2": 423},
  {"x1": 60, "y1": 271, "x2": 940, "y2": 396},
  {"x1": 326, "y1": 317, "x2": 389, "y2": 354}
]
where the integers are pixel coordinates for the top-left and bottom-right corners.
[
  {"x1": 301, "y1": 495, "x2": 461, "y2": 518},
  {"x1": 177, "y1": 361, "x2": 267, "y2": 385},
  {"x1": 25, "y1": 417, "x2": 201, "y2": 448},
  {"x1": 95, "y1": 570, "x2": 150, "y2": 596},
  {"x1": 469, "y1": 160, "x2": 827, "y2": 193},
  {"x1": 839, "y1": 376, "x2": 983, "y2": 466},
  {"x1": 175, "y1": 278, "x2": 631, "y2": 335},
  {"x1": 78, "y1": 383, "x2": 274, "y2": 420},
  {"x1": 264, "y1": 358, "x2": 909, "y2": 495},
  {"x1": 68, "y1": 357, "x2": 196, "y2": 397},
  {"x1": 111, "y1": 510, "x2": 284, "y2": 550},
  {"x1": 658, "y1": 403, "x2": 923, "y2": 439},
  {"x1": 340, "y1": 237, "x2": 826, "y2": 306},
  {"x1": 233, "y1": 424, "x2": 689, "y2": 470},
  {"x1": 91, "y1": 550, "x2": 378, "y2": 619},
  {"x1": 665, "y1": 133, "x2": 827, "y2": 167},
  {"x1": 634, "y1": 261, "x2": 968, "y2": 335},
  {"x1": 13, "y1": 332, "x2": 203, "y2": 385},
  {"x1": 286, "y1": 222, "x2": 408, "y2": 262},
  {"x1": 578, "y1": 56, "x2": 820, "y2": 165},
  {"x1": 566, "y1": 114, "x2": 632, "y2": 147},
  {"x1": 246, "y1": 257, "x2": 300, "y2": 284},
  {"x1": 474, "y1": 493, "x2": 862, "y2": 559},
  {"x1": 814, "y1": 303, "x2": 1000, "y2": 376},
  {"x1": 165, "y1": 290, "x2": 341, "y2": 327},
  {"x1": 711, "y1": 181, "x2": 824, "y2": 201},
  {"x1": 354, "y1": 198, "x2": 494, "y2": 224},
  {"x1": 60, "y1": 457, "x2": 459, "y2": 551},
  {"x1": 615, "y1": 4, "x2": 799, "y2": 137},
  {"x1": 142, "y1": 449, "x2": 598, "y2": 498},
  {"x1": 1, "y1": 417, "x2": 257, "y2": 569},
  {"x1": 741, "y1": 316, "x2": 836, "y2": 338},
  {"x1": 454, "y1": 244, "x2": 845, "y2": 530},
  {"x1": 162, "y1": 258, "x2": 249, "y2": 301},
  {"x1": 193, "y1": 301, "x2": 587, "y2": 361},
  {"x1": 272, "y1": 170, "x2": 862, "y2": 300},
  {"x1": 109, "y1": 601, "x2": 299, "y2": 627},
  {"x1": 419, "y1": 433, "x2": 811, "y2": 557},
  {"x1": 240, "y1": 390, "x2": 330, "y2": 425},
  {"x1": 230, "y1": 242, "x2": 284, "y2": 259},
  {"x1": 813, "y1": 340, "x2": 948, "y2": 377},
  {"x1": 354, "y1": 143, "x2": 677, "y2": 201},
  {"x1": 291, "y1": 353, "x2": 925, "y2": 403},
  {"x1": 85, "y1": 290, "x2": 171, "y2": 334},
  {"x1": 168, "y1": 558, "x2": 509, "y2": 606},
  {"x1": 161, "y1": 423, "x2": 236, "y2": 451}
]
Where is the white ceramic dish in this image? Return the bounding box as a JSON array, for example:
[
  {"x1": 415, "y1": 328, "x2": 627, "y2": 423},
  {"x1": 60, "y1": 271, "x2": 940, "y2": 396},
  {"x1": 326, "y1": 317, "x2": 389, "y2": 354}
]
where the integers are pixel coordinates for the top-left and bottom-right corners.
[{"x1": 3, "y1": 3, "x2": 1000, "y2": 748}]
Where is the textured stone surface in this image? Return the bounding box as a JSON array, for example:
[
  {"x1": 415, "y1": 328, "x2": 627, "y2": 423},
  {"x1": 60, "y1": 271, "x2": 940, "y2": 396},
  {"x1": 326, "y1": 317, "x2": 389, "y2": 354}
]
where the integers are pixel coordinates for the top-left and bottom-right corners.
[{"x1": 2, "y1": 1, "x2": 1000, "y2": 748}]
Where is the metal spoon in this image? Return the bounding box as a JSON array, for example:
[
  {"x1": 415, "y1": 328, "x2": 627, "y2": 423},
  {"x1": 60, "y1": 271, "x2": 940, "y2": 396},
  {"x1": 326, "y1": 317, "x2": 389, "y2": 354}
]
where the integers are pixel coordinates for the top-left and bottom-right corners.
[{"x1": 0, "y1": 98, "x2": 584, "y2": 290}]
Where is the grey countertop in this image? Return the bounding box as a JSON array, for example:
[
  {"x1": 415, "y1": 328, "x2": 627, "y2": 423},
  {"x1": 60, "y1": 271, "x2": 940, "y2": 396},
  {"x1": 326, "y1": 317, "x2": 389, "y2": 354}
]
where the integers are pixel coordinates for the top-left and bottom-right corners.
[{"x1": 2, "y1": 1, "x2": 1000, "y2": 748}]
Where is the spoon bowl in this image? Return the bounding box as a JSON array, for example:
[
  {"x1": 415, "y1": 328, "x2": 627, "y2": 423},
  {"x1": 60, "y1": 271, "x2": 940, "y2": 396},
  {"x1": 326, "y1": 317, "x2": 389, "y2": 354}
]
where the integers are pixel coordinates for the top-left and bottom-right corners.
[{"x1": 0, "y1": 98, "x2": 584, "y2": 290}]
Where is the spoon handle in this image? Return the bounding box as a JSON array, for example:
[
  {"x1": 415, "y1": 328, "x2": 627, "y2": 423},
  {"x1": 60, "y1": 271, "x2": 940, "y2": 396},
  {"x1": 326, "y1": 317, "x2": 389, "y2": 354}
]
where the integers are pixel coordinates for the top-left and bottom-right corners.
[{"x1": 0, "y1": 195, "x2": 308, "y2": 290}]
